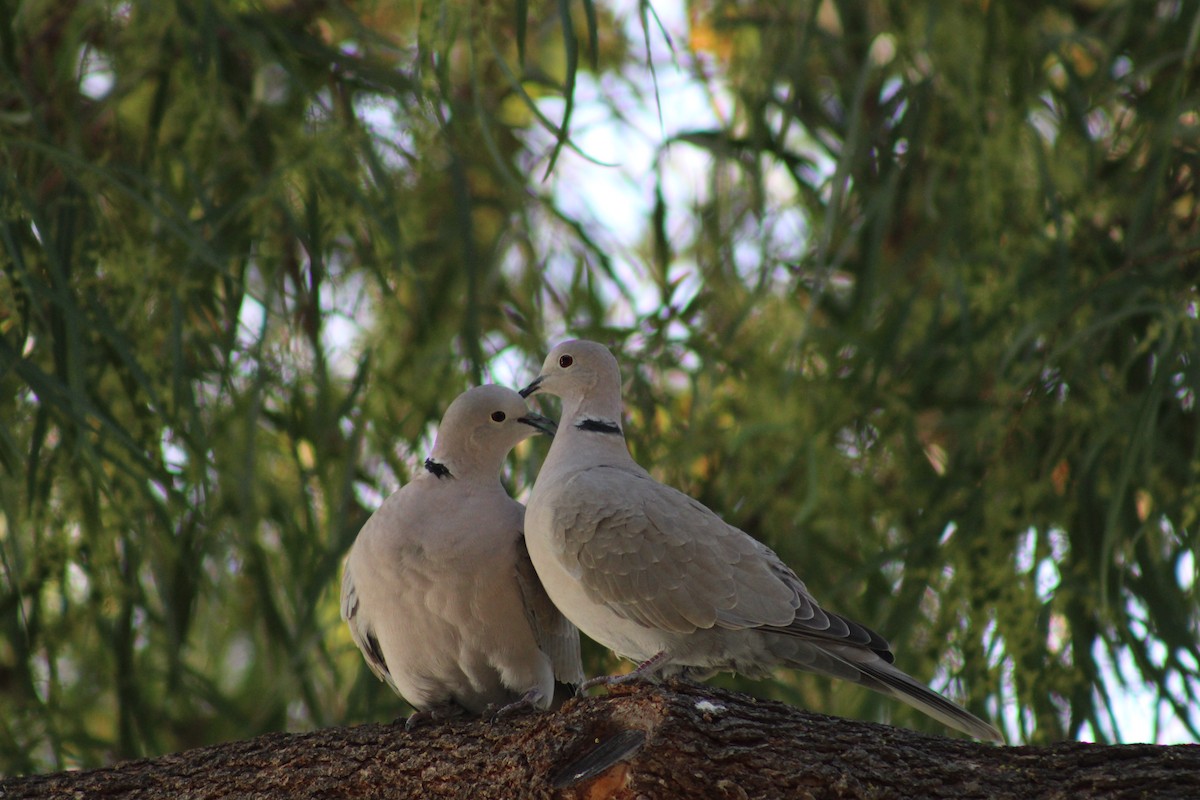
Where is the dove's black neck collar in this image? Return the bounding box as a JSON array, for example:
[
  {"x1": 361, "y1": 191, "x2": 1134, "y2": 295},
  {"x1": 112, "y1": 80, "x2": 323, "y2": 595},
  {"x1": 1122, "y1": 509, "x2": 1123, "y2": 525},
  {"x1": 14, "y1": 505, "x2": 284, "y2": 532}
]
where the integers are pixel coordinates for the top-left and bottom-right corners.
[
  {"x1": 576, "y1": 417, "x2": 622, "y2": 435},
  {"x1": 424, "y1": 457, "x2": 453, "y2": 479}
]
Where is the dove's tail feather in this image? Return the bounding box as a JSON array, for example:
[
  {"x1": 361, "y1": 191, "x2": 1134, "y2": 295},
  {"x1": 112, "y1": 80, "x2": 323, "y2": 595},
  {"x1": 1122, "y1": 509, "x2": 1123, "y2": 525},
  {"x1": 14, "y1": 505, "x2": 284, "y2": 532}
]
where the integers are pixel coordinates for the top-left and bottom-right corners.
[
  {"x1": 774, "y1": 639, "x2": 1004, "y2": 743},
  {"x1": 851, "y1": 657, "x2": 1005, "y2": 743}
]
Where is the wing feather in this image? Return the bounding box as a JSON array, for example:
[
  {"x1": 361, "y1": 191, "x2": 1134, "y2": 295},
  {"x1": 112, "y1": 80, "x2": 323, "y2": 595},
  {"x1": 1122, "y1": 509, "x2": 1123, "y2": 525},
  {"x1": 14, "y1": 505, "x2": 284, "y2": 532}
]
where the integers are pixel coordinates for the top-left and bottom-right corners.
[
  {"x1": 515, "y1": 536, "x2": 585, "y2": 686},
  {"x1": 554, "y1": 466, "x2": 797, "y2": 633},
  {"x1": 340, "y1": 559, "x2": 395, "y2": 688}
]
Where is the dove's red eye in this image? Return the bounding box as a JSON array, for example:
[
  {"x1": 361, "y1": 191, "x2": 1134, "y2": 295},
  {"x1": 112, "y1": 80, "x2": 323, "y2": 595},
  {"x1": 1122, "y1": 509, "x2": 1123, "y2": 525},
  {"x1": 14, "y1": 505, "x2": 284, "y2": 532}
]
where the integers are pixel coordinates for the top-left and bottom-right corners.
[
  {"x1": 491, "y1": 411, "x2": 506, "y2": 422},
  {"x1": 559, "y1": 355, "x2": 574, "y2": 368}
]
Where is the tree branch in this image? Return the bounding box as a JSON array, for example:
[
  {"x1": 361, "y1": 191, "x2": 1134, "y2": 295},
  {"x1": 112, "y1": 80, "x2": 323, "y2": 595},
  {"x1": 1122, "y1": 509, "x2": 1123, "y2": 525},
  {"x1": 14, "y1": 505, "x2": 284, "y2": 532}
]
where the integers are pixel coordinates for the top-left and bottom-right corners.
[{"x1": 3, "y1": 682, "x2": 1196, "y2": 799}]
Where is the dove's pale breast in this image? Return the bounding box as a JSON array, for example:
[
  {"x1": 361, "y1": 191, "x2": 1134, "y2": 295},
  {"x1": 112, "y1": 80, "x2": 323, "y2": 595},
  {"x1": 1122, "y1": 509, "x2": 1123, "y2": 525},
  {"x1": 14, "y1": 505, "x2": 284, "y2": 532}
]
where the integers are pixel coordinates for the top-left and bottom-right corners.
[
  {"x1": 525, "y1": 460, "x2": 672, "y2": 662},
  {"x1": 346, "y1": 475, "x2": 553, "y2": 712}
]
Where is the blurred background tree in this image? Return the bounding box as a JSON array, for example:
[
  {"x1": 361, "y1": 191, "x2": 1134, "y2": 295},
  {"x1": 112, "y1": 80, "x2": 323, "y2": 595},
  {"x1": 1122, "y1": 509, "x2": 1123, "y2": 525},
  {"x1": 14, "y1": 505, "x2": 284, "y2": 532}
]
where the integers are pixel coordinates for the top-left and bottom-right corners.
[{"x1": 1, "y1": 0, "x2": 1197, "y2": 774}]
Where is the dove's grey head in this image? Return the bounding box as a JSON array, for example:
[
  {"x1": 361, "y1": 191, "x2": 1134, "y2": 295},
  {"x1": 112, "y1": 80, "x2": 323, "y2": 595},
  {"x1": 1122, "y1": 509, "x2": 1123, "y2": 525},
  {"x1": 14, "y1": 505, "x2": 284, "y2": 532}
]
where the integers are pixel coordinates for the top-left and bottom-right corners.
[
  {"x1": 520, "y1": 340, "x2": 624, "y2": 427},
  {"x1": 428, "y1": 385, "x2": 555, "y2": 478}
]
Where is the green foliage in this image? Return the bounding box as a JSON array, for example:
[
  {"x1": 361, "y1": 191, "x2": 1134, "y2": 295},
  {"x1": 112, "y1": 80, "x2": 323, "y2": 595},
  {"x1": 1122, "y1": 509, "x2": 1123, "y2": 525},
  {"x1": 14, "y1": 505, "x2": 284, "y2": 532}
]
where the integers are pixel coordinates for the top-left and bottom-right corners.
[{"x1": 0, "y1": 0, "x2": 1196, "y2": 774}]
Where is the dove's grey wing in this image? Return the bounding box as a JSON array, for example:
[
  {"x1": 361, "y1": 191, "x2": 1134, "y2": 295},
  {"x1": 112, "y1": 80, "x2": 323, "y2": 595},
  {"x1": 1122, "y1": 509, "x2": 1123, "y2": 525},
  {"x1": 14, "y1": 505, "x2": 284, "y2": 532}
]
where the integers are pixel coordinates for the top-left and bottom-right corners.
[
  {"x1": 515, "y1": 535, "x2": 585, "y2": 686},
  {"x1": 340, "y1": 556, "x2": 394, "y2": 689},
  {"x1": 742, "y1": 532, "x2": 894, "y2": 659},
  {"x1": 552, "y1": 465, "x2": 796, "y2": 633},
  {"x1": 554, "y1": 465, "x2": 886, "y2": 653}
]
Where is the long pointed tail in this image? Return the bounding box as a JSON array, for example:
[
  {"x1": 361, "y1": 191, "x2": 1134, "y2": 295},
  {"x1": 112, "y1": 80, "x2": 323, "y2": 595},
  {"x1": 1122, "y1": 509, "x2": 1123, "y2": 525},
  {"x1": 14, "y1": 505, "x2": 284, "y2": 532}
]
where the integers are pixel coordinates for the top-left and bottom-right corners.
[
  {"x1": 849, "y1": 655, "x2": 1004, "y2": 743},
  {"x1": 778, "y1": 639, "x2": 1004, "y2": 742}
]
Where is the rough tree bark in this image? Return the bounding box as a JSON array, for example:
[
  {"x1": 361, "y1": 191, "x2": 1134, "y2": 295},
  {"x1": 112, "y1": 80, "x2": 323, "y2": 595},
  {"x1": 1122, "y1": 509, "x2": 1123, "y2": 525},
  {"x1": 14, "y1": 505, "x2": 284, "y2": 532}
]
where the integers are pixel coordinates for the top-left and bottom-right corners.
[{"x1": 2, "y1": 682, "x2": 1196, "y2": 799}]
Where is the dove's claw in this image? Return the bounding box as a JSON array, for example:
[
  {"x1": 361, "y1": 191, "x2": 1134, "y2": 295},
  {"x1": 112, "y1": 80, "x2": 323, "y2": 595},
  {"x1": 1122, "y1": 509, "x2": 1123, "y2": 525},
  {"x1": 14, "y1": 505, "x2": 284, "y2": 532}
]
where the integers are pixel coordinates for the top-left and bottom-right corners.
[{"x1": 490, "y1": 688, "x2": 545, "y2": 721}]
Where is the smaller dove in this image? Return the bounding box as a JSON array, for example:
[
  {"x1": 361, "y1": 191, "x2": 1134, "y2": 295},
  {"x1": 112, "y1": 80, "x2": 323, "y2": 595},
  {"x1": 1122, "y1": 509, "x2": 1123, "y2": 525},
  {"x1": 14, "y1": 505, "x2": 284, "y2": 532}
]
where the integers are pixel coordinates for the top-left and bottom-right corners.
[
  {"x1": 341, "y1": 385, "x2": 583, "y2": 728},
  {"x1": 520, "y1": 340, "x2": 1003, "y2": 743}
]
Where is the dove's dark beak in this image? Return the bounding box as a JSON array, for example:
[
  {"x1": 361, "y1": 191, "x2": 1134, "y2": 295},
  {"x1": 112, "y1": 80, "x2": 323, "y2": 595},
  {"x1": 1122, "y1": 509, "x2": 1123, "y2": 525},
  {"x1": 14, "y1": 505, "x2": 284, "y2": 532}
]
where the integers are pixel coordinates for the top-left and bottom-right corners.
[
  {"x1": 519, "y1": 375, "x2": 544, "y2": 399},
  {"x1": 518, "y1": 412, "x2": 557, "y2": 437}
]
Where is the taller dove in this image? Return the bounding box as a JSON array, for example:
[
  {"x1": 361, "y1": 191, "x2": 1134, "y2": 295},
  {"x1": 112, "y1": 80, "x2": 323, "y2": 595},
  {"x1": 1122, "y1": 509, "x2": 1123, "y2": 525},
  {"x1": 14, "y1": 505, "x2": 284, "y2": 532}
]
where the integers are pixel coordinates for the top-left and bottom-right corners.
[
  {"x1": 520, "y1": 340, "x2": 1002, "y2": 743},
  {"x1": 341, "y1": 385, "x2": 583, "y2": 728}
]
